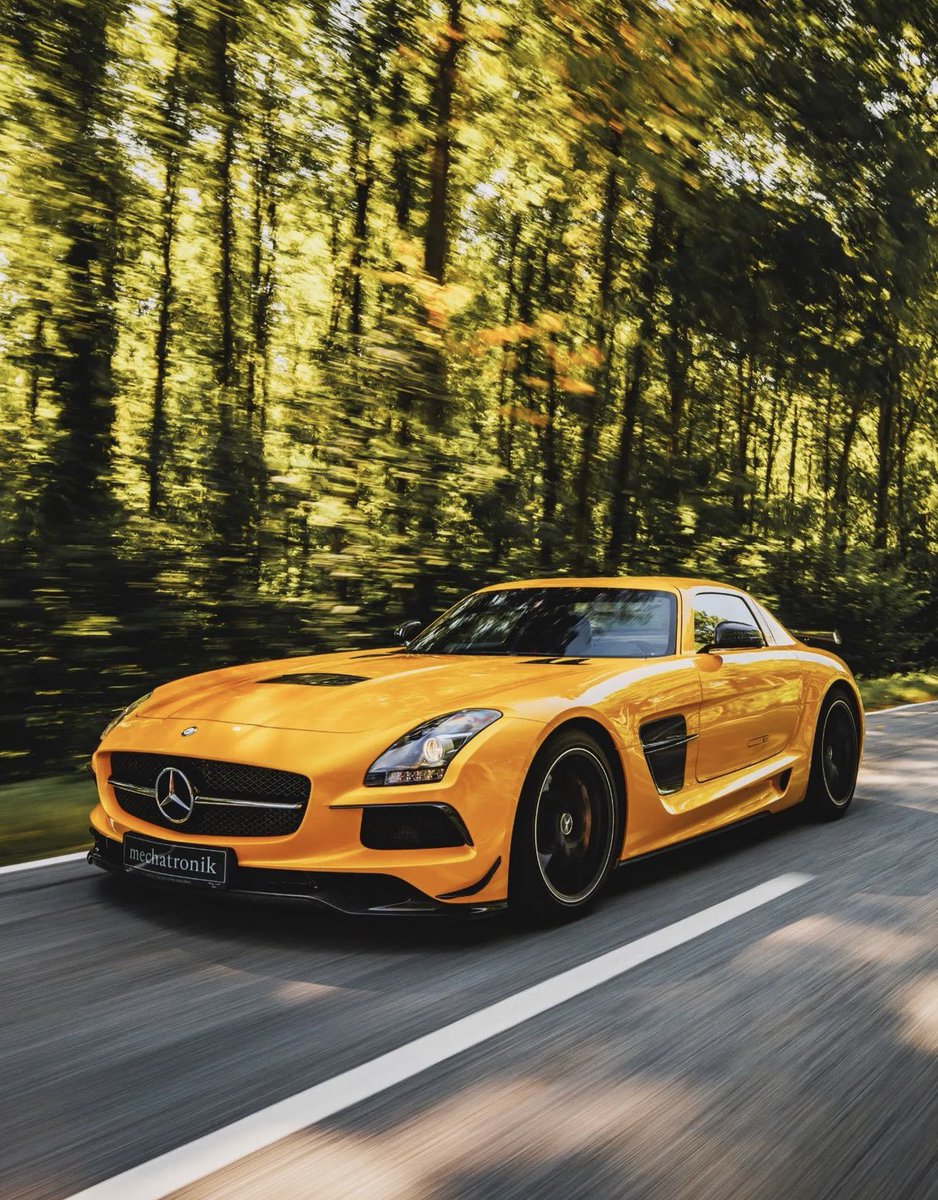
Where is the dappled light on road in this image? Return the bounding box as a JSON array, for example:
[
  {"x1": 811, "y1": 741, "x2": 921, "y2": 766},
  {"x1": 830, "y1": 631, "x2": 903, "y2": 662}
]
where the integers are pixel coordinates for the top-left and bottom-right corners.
[
  {"x1": 171, "y1": 1076, "x2": 712, "y2": 1200},
  {"x1": 897, "y1": 975, "x2": 938, "y2": 1056}
]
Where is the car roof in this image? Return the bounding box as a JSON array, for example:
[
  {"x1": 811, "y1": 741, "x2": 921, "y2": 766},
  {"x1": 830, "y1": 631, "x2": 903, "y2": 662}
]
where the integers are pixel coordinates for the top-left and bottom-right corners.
[{"x1": 478, "y1": 576, "x2": 743, "y2": 594}]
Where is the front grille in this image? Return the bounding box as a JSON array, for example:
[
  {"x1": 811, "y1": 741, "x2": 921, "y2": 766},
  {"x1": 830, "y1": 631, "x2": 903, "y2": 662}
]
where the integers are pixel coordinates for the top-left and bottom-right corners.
[{"x1": 109, "y1": 751, "x2": 310, "y2": 838}]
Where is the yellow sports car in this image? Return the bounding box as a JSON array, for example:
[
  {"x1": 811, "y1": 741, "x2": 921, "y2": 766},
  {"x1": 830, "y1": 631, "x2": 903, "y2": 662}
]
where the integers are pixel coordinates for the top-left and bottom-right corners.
[{"x1": 89, "y1": 577, "x2": 862, "y2": 921}]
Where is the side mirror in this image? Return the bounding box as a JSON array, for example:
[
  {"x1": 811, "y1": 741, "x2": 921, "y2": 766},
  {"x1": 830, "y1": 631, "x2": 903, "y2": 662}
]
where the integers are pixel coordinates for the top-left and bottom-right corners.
[
  {"x1": 395, "y1": 619, "x2": 422, "y2": 646},
  {"x1": 706, "y1": 620, "x2": 764, "y2": 651}
]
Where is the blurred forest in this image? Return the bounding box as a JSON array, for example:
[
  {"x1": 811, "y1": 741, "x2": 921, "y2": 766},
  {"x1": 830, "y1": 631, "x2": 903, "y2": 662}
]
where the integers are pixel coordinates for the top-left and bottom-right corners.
[{"x1": 0, "y1": 0, "x2": 936, "y2": 780}]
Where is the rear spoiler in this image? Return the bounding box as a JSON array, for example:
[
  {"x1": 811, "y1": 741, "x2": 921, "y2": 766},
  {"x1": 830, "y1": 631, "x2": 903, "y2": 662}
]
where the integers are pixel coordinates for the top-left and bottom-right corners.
[{"x1": 792, "y1": 629, "x2": 842, "y2": 651}]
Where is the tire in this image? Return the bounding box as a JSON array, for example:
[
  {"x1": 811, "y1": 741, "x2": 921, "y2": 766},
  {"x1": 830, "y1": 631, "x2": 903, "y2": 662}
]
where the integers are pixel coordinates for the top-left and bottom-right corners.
[
  {"x1": 804, "y1": 690, "x2": 860, "y2": 820},
  {"x1": 509, "y1": 728, "x2": 622, "y2": 923}
]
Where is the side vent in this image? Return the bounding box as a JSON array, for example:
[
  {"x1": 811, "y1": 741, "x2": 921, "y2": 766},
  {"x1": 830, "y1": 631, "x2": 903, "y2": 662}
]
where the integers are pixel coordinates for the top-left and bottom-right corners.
[
  {"x1": 639, "y1": 714, "x2": 695, "y2": 795},
  {"x1": 263, "y1": 673, "x2": 367, "y2": 687}
]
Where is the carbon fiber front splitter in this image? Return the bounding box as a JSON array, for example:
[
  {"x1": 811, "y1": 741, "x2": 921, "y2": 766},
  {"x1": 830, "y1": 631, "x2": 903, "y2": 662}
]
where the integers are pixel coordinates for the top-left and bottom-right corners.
[{"x1": 87, "y1": 831, "x2": 506, "y2": 918}]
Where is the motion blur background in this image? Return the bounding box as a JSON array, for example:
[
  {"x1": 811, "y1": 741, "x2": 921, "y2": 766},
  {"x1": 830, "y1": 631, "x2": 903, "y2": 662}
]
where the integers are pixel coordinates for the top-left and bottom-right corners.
[{"x1": 0, "y1": 0, "x2": 936, "y2": 786}]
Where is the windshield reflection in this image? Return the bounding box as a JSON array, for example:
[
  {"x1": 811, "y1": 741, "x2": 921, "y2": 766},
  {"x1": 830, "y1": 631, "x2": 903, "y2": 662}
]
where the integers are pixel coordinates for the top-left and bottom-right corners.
[{"x1": 408, "y1": 588, "x2": 676, "y2": 658}]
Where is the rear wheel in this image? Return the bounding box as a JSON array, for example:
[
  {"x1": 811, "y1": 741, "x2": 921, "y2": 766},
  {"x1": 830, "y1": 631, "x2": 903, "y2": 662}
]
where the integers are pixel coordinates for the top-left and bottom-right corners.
[
  {"x1": 804, "y1": 691, "x2": 860, "y2": 819},
  {"x1": 509, "y1": 729, "x2": 622, "y2": 923}
]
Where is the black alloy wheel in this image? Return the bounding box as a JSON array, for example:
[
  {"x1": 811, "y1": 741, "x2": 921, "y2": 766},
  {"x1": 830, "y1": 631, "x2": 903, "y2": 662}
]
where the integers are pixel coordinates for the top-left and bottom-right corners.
[
  {"x1": 510, "y1": 729, "x2": 622, "y2": 922},
  {"x1": 805, "y1": 691, "x2": 860, "y2": 819}
]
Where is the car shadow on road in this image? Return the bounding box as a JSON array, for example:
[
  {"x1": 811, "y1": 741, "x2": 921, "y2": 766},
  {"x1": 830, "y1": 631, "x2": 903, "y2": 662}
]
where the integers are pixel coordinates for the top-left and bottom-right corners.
[{"x1": 90, "y1": 803, "x2": 821, "y2": 959}]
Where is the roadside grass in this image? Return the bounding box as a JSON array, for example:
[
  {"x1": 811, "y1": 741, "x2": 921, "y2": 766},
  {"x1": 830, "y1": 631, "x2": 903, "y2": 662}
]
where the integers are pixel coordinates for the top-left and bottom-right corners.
[
  {"x1": 2, "y1": 671, "x2": 938, "y2": 869},
  {"x1": 857, "y1": 672, "x2": 938, "y2": 712},
  {"x1": 0, "y1": 772, "x2": 94, "y2": 867}
]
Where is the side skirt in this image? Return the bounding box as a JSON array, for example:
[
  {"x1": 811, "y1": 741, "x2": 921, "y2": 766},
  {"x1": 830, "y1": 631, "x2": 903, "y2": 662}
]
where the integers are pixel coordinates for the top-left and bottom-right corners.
[{"x1": 616, "y1": 810, "x2": 773, "y2": 870}]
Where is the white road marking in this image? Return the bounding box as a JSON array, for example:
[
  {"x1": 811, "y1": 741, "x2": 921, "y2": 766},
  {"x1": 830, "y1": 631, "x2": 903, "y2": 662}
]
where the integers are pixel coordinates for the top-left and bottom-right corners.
[
  {"x1": 0, "y1": 850, "x2": 87, "y2": 877},
  {"x1": 63, "y1": 871, "x2": 811, "y2": 1200},
  {"x1": 865, "y1": 698, "x2": 938, "y2": 716}
]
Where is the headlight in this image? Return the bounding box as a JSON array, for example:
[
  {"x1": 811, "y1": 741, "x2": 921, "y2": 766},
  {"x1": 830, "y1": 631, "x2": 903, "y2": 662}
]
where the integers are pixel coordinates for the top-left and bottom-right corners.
[
  {"x1": 365, "y1": 709, "x2": 501, "y2": 786},
  {"x1": 100, "y1": 692, "x2": 152, "y2": 740}
]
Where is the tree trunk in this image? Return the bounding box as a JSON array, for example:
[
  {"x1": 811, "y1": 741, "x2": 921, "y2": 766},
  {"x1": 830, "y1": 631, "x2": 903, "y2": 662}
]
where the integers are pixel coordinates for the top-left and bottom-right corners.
[
  {"x1": 605, "y1": 346, "x2": 644, "y2": 572},
  {"x1": 149, "y1": 7, "x2": 187, "y2": 517},
  {"x1": 820, "y1": 387, "x2": 833, "y2": 537},
  {"x1": 382, "y1": 0, "x2": 413, "y2": 233},
  {"x1": 348, "y1": 132, "x2": 372, "y2": 342},
  {"x1": 763, "y1": 380, "x2": 784, "y2": 503},
  {"x1": 781, "y1": 400, "x2": 799, "y2": 560},
  {"x1": 571, "y1": 128, "x2": 621, "y2": 569},
  {"x1": 27, "y1": 309, "x2": 47, "y2": 424},
  {"x1": 873, "y1": 334, "x2": 899, "y2": 551},
  {"x1": 662, "y1": 226, "x2": 691, "y2": 467},
  {"x1": 831, "y1": 393, "x2": 862, "y2": 553},
  {"x1": 537, "y1": 203, "x2": 566, "y2": 568},
  {"x1": 502, "y1": 236, "x2": 537, "y2": 470},
  {"x1": 604, "y1": 192, "x2": 666, "y2": 573},
  {"x1": 216, "y1": 1, "x2": 238, "y2": 391},
  {"x1": 247, "y1": 82, "x2": 278, "y2": 421},
  {"x1": 894, "y1": 333, "x2": 935, "y2": 557},
  {"x1": 495, "y1": 212, "x2": 521, "y2": 469},
  {"x1": 33, "y1": 1, "x2": 121, "y2": 529},
  {"x1": 734, "y1": 353, "x2": 757, "y2": 525},
  {"x1": 345, "y1": 13, "x2": 383, "y2": 350},
  {"x1": 399, "y1": 0, "x2": 463, "y2": 443},
  {"x1": 665, "y1": 320, "x2": 691, "y2": 462},
  {"x1": 423, "y1": 0, "x2": 462, "y2": 285},
  {"x1": 540, "y1": 350, "x2": 560, "y2": 570}
]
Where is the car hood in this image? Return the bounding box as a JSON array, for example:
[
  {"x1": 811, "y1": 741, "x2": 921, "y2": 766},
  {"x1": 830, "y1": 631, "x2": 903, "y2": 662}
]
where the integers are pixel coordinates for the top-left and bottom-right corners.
[{"x1": 137, "y1": 649, "x2": 617, "y2": 734}]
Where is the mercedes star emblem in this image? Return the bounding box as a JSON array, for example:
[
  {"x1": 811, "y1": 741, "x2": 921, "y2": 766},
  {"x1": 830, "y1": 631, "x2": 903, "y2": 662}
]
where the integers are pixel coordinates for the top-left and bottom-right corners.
[{"x1": 155, "y1": 766, "x2": 196, "y2": 824}]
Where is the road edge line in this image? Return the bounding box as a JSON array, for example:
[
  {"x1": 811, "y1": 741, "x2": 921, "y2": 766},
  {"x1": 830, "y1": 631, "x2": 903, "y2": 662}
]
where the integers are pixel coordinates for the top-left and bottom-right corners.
[
  {"x1": 864, "y1": 697, "x2": 938, "y2": 715},
  {"x1": 0, "y1": 850, "x2": 88, "y2": 877}
]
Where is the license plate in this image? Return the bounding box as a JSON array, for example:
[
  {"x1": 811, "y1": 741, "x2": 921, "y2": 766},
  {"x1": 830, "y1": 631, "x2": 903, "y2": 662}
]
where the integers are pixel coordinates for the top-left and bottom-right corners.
[{"x1": 122, "y1": 833, "x2": 229, "y2": 887}]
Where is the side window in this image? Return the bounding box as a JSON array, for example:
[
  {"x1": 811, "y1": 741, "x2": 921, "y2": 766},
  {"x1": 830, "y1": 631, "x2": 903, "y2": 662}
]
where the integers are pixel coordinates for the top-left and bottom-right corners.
[{"x1": 694, "y1": 593, "x2": 762, "y2": 651}]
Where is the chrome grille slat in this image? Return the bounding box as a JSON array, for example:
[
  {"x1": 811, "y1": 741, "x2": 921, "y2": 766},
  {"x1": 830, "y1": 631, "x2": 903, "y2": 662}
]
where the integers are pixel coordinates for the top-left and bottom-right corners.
[
  {"x1": 107, "y1": 779, "x2": 301, "y2": 811},
  {"x1": 108, "y1": 779, "x2": 155, "y2": 799},
  {"x1": 194, "y1": 795, "x2": 303, "y2": 810}
]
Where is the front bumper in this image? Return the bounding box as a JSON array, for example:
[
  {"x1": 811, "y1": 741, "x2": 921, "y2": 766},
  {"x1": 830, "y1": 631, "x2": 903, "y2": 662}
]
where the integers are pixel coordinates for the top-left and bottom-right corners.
[
  {"x1": 88, "y1": 831, "x2": 506, "y2": 917},
  {"x1": 90, "y1": 715, "x2": 538, "y2": 908}
]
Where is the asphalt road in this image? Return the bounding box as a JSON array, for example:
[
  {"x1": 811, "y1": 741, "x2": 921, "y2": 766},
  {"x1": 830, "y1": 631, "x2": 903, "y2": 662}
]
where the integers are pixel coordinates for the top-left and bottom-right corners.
[{"x1": 2, "y1": 705, "x2": 937, "y2": 1200}]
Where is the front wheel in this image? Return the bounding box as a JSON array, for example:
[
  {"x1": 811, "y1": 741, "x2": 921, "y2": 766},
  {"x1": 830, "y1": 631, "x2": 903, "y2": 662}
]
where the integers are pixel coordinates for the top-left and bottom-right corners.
[
  {"x1": 509, "y1": 730, "x2": 622, "y2": 923},
  {"x1": 804, "y1": 691, "x2": 860, "y2": 819}
]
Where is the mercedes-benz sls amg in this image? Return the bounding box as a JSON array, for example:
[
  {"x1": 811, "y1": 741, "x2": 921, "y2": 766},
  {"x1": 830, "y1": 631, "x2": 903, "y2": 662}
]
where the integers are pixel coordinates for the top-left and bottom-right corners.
[{"x1": 88, "y1": 577, "x2": 862, "y2": 921}]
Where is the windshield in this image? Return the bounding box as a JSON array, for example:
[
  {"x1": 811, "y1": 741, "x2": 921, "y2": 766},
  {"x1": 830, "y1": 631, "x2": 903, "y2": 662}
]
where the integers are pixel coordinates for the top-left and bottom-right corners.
[{"x1": 408, "y1": 587, "x2": 677, "y2": 658}]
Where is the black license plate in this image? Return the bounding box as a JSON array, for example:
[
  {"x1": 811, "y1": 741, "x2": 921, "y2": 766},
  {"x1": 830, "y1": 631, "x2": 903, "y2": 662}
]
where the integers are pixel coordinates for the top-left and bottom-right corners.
[{"x1": 122, "y1": 833, "x2": 229, "y2": 887}]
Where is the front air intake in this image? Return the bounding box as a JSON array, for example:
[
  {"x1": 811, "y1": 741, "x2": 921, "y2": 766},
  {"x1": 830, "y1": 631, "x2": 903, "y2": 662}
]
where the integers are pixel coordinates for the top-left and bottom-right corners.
[{"x1": 360, "y1": 804, "x2": 472, "y2": 850}]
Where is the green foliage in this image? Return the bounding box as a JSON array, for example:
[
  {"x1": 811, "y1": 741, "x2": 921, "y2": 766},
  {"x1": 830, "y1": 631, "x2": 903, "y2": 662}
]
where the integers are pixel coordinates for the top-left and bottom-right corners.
[
  {"x1": 858, "y1": 672, "x2": 938, "y2": 712},
  {"x1": 0, "y1": 0, "x2": 937, "y2": 780}
]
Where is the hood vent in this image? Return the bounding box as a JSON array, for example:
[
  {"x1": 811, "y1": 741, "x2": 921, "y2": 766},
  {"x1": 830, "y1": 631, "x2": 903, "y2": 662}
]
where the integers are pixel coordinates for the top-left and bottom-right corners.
[{"x1": 263, "y1": 672, "x2": 368, "y2": 687}]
